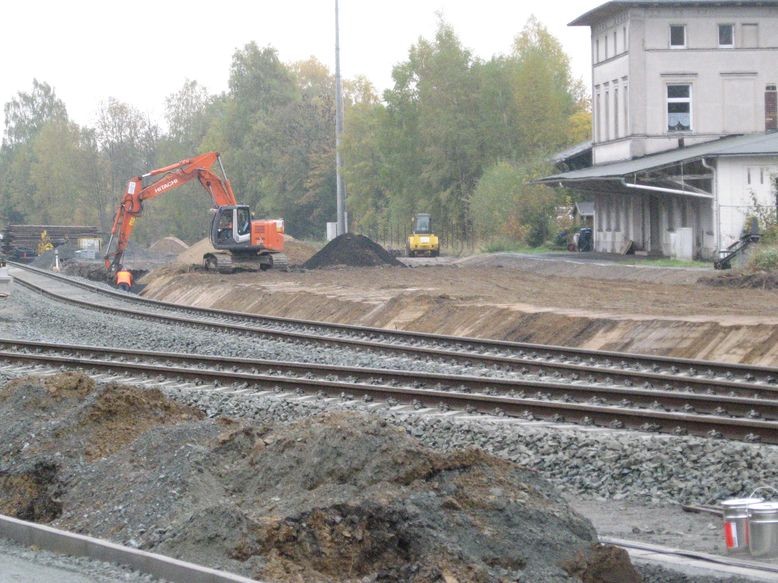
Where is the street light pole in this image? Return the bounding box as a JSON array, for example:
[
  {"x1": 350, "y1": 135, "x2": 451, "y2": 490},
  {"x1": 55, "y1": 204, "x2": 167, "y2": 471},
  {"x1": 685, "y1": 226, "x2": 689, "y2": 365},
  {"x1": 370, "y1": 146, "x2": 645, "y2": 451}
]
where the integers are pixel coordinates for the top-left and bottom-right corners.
[{"x1": 335, "y1": 0, "x2": 347, "y2": 236}]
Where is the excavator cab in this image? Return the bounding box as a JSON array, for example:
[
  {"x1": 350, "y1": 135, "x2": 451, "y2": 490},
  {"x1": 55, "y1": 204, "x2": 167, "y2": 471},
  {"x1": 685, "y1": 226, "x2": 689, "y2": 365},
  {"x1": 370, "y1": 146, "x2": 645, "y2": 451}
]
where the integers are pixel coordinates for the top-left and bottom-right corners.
[
  {"x1": 407, "y1": 213, "x2": 439, "y2": 257},
  {"x1": 211, "y1": 206, "x2": 251, "y2": 248}
]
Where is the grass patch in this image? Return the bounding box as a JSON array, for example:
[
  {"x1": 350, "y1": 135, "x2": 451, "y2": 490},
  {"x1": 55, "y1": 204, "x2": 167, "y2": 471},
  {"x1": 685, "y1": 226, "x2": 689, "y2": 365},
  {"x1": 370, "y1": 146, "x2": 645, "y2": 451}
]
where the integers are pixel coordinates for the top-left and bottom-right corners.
[{"x1": 481, "y1": 240, "x2": 557, "y2": 254}]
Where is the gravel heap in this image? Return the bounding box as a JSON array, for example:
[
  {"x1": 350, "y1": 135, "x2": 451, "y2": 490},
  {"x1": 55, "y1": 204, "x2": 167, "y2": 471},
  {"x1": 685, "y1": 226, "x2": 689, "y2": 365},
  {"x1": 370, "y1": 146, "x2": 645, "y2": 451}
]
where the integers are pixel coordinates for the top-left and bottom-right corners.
[
  {"x1": 0, "y1": 374, "x2": 628, "y2": 582},
  {"x1": 2, "y1": 285, "x2": 777, "y2": 509},
  {"x1": 303, "y1": 234, "x2": 402, "y2": 269}
]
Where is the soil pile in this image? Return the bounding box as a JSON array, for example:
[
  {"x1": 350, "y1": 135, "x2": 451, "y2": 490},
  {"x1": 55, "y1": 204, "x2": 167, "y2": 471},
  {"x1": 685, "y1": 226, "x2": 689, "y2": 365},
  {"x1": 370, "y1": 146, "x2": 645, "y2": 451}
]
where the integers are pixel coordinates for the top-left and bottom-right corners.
[
  {"x1": 149, "y1": 236, "x2": 189, "y2": 255},
  {"x1": 0, "y1": 373, "x2": 616, "y2": 582},
  {"x1": 176, "y1": 236, "x2": 318, "y2": 267},
  {"x1": 303, "y1": 234, "x2": 402, "y2": 269},
  {"x1": 701, "y1": 271, "x2": 778, "y2": 289}
]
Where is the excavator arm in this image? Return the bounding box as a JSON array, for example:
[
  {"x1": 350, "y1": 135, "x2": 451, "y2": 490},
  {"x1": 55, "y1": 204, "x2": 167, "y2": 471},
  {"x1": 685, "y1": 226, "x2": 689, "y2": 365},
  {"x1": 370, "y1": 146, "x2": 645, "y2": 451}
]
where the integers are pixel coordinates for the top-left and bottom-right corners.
[{"x1": 104, "y1": 152, "x2": 238, "y2": 271}]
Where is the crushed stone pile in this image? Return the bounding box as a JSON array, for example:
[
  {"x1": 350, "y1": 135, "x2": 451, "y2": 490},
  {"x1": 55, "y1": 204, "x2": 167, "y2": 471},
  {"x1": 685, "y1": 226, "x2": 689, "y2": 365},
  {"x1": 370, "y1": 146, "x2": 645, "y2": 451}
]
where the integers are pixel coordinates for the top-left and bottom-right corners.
[
  {"x1": 31, "y1": 242, "x2": 81, "y2": 269},
  {"x1": 149, "y1": 236, "x2": 189, "y2": 255},
  {"x1": 0, "y1": 373, "x2": 637, "y2": 582},
  {"x1": 303, "y1": 233, "x2": 402, "y2": 269}
]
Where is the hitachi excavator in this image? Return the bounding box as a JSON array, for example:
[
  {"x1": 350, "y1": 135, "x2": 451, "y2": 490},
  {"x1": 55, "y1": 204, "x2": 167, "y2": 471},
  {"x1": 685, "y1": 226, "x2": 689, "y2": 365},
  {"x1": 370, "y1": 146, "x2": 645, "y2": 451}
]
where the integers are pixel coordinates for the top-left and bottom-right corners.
[{"x1": 104, "y1": 152, "x2": 286, "y2": 274}]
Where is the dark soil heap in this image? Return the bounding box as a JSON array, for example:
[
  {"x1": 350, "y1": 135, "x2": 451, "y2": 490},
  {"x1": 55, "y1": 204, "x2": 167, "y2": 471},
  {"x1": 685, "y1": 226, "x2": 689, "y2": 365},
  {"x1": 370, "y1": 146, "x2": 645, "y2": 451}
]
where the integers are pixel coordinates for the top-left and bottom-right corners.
[
  {"x1": 303, "y1": 233, "x2": 402, "y2": 269},
  {"x1": 701, "y1": 271, "x2": 778, "y2": 289},
  {"x1": 0, "y1": 373, "x2": 636, "y2": 582}
]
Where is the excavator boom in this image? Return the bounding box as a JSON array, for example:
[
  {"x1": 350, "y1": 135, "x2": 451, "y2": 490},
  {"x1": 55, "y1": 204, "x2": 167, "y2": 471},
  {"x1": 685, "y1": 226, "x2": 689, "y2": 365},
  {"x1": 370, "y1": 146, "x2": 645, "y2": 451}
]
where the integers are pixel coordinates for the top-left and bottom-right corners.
[{"x1": 104, "y1": 152, "x2": 283, "y2": 272}]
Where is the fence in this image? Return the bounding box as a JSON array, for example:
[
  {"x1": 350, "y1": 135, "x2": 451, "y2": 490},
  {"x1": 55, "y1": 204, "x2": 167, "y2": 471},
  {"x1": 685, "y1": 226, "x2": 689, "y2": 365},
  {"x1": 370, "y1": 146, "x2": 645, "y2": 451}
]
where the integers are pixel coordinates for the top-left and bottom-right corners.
[{"x1": 365, "y1": 221, "x2": 477, "y2": 257}]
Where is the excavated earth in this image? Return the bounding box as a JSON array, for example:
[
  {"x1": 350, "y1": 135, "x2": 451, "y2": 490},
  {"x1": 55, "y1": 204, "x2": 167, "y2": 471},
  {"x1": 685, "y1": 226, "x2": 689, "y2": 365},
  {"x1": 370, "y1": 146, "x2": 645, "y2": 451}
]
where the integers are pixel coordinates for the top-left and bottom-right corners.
[
  {"x1": 0, "y1": 373, "x2": 639, "y2": 583},
  {"x1": 140, "y1": 253, "x2": 778, "y2": 366}
]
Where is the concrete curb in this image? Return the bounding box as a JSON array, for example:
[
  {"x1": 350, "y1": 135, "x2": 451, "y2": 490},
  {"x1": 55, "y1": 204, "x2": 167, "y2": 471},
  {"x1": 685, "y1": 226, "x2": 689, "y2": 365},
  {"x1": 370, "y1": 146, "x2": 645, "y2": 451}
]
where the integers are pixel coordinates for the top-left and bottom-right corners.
[
  {"x1": 603, "y1": 536, "x2": 778, "y2": 582},
  {"x1": 0, "y1": 513, "x2": 262, "y2": 583}
]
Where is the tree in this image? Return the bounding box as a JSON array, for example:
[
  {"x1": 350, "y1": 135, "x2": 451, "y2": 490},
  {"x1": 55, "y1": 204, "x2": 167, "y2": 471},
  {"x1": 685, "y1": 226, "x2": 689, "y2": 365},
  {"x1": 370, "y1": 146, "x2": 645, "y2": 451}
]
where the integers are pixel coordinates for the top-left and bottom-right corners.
[
  {"x1": 511, "y1": 16, "x2": 589, "y2": 155},
  {"x1": 96, "y1": 98, "x2": 160, "y2": 194},
  {"x1": 3, "y1": 79, "x2": 68, "y2": 148}
]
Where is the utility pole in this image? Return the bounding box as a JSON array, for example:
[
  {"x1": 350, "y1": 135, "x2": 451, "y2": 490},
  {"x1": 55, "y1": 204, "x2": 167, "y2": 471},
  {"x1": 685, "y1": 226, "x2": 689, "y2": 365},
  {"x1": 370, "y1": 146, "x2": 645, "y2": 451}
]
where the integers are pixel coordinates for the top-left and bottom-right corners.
[{"x1": 335, "y1": 0, "x2": 347, "y2": 235}]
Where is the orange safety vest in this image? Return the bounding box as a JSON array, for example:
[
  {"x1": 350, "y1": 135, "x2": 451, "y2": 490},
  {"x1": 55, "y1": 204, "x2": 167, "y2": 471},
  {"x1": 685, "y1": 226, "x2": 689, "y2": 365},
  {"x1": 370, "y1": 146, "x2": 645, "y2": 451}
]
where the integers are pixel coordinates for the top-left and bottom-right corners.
[{"x1": 115, "y1": 270, "x2": 133, "y2": 286}]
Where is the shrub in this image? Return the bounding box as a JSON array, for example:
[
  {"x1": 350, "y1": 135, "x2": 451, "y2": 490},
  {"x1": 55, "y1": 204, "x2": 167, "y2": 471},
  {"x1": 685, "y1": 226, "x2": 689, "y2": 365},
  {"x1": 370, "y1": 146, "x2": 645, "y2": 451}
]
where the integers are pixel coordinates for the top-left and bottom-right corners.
[{"x1": 748, "y1": 245, "x2": 778, "y2": 272}]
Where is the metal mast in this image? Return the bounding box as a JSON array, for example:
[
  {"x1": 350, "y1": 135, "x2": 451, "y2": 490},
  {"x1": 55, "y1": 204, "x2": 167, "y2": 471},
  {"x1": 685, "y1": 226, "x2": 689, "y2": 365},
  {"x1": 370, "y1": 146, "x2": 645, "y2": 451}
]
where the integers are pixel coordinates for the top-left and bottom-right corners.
[{"x1": 335, "y1": 0, "x2": 347, "y2": 235}]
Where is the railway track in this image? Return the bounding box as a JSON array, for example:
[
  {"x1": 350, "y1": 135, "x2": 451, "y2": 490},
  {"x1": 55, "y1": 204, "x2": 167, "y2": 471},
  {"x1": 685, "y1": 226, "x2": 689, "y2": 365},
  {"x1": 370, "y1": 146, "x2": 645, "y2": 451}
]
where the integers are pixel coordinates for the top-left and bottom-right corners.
[
  {"x1": 7, "y1": 263, "x2": 778, "y2": 443},
  {"x1": 3, "y1": 337, "x2": 778, "y2": 444}
]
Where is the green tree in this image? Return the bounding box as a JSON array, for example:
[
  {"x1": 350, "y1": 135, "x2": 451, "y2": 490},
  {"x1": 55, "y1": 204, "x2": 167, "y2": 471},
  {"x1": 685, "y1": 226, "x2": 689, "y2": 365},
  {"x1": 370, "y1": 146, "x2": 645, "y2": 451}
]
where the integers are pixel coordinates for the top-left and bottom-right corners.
[
  {"x1": 3, "y1": 79, "x2": 68, "y2": 147},
  {"x1": 512, "y1": 16, "x2": 589, "y2": 155}
]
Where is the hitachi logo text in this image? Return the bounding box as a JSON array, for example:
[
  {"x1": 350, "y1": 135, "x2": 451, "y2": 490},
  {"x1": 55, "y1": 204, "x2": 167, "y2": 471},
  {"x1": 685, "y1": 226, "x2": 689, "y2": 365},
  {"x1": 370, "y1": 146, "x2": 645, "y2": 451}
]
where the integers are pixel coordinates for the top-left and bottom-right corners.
[{"x1": 154, "y1": 178, "x2": 179, "y2": 194}]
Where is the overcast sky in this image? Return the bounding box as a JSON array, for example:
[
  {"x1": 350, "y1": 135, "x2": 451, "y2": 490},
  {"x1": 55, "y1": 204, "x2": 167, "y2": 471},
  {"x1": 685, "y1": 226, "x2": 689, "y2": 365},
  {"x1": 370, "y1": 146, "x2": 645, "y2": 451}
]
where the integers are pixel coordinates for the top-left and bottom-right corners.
[{"x1": 0, "y1": 0, "x2": 602, "y2": 133}]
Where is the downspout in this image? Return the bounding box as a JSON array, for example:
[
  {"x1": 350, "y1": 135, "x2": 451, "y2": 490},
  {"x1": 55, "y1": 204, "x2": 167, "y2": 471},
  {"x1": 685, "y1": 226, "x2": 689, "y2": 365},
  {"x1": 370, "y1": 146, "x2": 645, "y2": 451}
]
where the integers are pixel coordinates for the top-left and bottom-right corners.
[{"x1": 700, "y1": 157, "x2": 718, "y2": 258}]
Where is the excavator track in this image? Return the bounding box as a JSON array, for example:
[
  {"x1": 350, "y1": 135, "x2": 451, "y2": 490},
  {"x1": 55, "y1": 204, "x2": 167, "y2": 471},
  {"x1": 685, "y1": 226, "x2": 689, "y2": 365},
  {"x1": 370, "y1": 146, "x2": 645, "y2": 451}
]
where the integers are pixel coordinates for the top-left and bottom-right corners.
[{"x1": 202, "y1": 251, "x2": 288, "y2": 273}]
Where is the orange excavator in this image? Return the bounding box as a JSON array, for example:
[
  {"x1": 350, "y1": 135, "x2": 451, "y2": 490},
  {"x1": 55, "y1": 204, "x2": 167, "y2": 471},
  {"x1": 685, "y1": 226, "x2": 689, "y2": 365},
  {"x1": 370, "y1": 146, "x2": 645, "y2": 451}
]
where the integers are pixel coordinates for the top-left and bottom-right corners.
[{"x1": 104, "y1": 152, "x2": 285, "y2": 273}]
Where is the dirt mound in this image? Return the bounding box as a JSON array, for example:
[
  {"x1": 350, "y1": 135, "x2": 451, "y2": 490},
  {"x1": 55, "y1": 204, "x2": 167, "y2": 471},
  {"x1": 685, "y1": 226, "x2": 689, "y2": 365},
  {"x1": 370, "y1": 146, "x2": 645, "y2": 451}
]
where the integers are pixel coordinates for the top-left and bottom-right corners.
[
  {"x1": 176, "y1": 237, "x2": 216, "y2": 265},
  {"x1": 78, "y1": 386, "x2": 203, "y2": 460},
  {"x1": 303, "y1": 234, "x2": 402, "y2": 269},
  {"x1": 701, "y1": 271, "x2": 778, "y2": 289},
  {"x1": 0, "y1": 461, "x2": 63, "y2": 522},
  {"x1": 0, "y1": 375, "x2": 613, "y2": 582},
  {"x1": 176, "y1": 236, "x2": 318, "y2": 267},
  {"x1": 149, "y1": 236, "x2": 189, "y2": 254},
  {"x1": 562, "y1": 544, "x2": 640, "y2": 583}
]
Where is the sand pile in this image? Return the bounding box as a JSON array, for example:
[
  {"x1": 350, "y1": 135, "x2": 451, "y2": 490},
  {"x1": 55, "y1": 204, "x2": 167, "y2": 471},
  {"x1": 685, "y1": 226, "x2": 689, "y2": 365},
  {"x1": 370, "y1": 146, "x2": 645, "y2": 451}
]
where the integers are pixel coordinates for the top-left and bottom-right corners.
[
  {"x1": 176, "y1": 236, "x2": 318, "y2": 267},
  {"x1": 0, "y1": 373, "x2": 633, "y2": 582},
  {"x1": 149, "y1": 236, "x2": 189, "y2": 255},
  {"x1": 303, "y1": 234, "x2": 402, "y2": 269}
]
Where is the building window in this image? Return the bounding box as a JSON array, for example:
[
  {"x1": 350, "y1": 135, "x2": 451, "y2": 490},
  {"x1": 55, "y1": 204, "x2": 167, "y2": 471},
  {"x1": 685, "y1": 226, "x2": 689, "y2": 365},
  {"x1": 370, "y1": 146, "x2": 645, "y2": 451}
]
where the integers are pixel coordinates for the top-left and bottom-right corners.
[
  {"x1": 767, "y1": 84, "x2": 777, "y2": 131},
  {"x1": 614, "y1": 86, "x2": 620, "y2": 137},
  {"x1": 605, "y1": 34, "x2": 609, "y2": 59},
  {"x1": 670, "y1": 25, "x2": 686, "y2": 48},
  {"x1": 623, "y1": 79, "x2": 629, "y2": 134},
  {"x1": 742, "y1": 24, "x2": 759, "y2": 48},
  {"x1": 595, "y1": 39, "x2": 600, "y2": 63},
  {"x1": 718, "y1": 24, "x2": 734, "y2": 48},
  {"x1": 605, "y1": 88, "x2": 610, "y2": 140},
  {"x1": 667, "y1": 84, "x2": 692, "y2": 132},
  {"x1": 595, "y1": 88, "x2": 601, "y2": 141},
  {"x1": 614, "y1": 31, "x2": 618, "y2": 54}
]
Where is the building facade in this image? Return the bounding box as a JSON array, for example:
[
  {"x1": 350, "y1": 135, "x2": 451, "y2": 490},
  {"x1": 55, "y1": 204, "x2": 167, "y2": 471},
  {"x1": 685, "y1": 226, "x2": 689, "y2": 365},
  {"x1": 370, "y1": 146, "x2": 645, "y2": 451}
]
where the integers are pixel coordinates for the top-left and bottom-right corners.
[{"x1": 544, "y1": 1, "x2": 778, "y2": 260}]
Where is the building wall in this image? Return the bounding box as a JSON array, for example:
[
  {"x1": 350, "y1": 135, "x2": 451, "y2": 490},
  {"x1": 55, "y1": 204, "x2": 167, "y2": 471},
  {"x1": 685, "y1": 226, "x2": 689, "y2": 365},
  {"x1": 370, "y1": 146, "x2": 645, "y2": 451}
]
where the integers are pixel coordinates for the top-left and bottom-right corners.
[
  {"x1": 716, "y1": 156, "x2": 778, "y2": 250},
  {"x1": 591, "y1": 4, "x2": 778, "y2": 164}
]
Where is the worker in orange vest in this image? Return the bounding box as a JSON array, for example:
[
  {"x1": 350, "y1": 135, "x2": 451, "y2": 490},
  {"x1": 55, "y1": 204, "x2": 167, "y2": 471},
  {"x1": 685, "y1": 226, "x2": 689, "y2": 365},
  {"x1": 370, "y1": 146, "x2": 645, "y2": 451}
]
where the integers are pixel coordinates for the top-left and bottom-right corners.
[{"x1": 115, "y1": 266, "x2": 133, "y2": 292}]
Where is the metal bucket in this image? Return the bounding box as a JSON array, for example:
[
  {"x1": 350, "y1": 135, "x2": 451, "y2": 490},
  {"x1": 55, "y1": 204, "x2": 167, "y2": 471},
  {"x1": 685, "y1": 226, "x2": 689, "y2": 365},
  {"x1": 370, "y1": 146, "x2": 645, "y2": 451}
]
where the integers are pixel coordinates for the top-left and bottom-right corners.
[
  {"x1": 748, "y1": 502, "x2": 778, "y2": 558},
  {"x1": 721, "y1": 497, "x2": 763, "y2": 553}
]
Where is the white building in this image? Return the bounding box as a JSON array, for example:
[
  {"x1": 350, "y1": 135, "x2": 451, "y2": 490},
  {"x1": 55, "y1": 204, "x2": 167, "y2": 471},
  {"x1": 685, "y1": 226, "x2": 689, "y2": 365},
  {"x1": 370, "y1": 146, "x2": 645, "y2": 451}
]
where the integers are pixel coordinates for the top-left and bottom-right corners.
[{"x1": 542, "y1": 0, "x2": 778, "y2": 260}]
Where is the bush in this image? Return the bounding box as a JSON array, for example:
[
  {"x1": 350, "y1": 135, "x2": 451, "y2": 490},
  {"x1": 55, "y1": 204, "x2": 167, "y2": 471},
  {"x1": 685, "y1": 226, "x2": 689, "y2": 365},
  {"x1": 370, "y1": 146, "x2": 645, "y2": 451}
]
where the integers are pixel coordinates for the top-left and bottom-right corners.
[
  {"x1": 470, "y1": 160, "x2": 560, "y2": 248},
  {"x1": 748, "y1": 245, "x2": 778, "y2": 272}
]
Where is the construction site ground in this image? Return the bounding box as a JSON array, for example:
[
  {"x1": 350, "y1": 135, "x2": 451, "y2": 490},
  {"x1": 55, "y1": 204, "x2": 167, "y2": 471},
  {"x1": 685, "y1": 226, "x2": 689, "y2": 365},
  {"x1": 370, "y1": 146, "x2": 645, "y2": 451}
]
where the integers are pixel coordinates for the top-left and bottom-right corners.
[{"x1": 140, "y1": 251, "x2": 778, "y2": 366}]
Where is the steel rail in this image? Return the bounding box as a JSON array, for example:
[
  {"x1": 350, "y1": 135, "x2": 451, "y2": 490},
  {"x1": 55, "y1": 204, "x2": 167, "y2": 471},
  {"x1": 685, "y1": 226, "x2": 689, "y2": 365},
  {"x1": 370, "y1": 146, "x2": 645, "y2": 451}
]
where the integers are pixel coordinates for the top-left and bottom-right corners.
[
  {"x1": 1, "y1": 339, "x2": 777, "y2": 444},
  {"x1": 11, "y1": 264, "x2": 778, "y2": 390},
  {"x1": 3, "y1": 339, "x2": 778, "y2": 421}
]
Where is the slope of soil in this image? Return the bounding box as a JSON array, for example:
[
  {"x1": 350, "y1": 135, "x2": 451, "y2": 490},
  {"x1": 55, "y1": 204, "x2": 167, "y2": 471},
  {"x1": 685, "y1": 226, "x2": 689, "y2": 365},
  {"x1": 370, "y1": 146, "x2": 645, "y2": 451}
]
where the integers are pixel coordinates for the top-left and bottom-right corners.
[
  {"x1": 140, "y1": 261, "x2": 778, "y2": 365},
  {"x1": 303, "y1": 234, "x2": 402, "y2": 269},
  {"x1": 0, "y1": 373, "x2": 626, "y2": 582}
]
